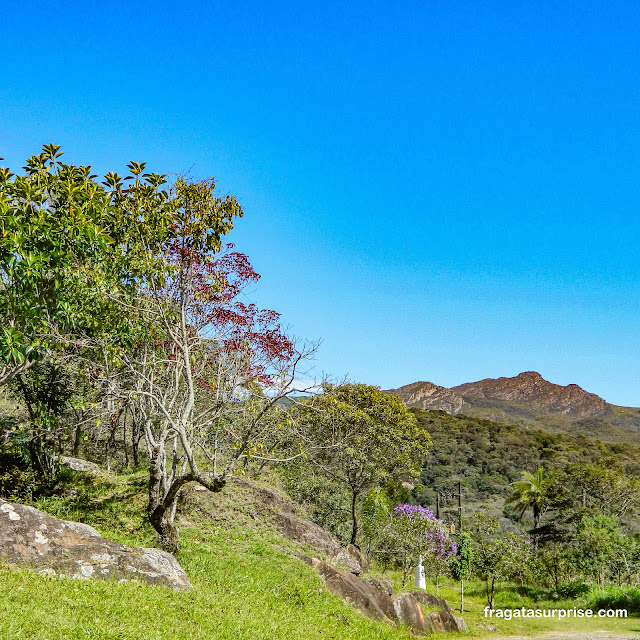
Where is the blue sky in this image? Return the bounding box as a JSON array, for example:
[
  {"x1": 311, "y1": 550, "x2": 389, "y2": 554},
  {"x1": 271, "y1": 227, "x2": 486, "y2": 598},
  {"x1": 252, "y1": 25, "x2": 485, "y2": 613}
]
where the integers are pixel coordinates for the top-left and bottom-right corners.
[{"x1": 2, "y1": 1, "x2": 640, "y2": 405}]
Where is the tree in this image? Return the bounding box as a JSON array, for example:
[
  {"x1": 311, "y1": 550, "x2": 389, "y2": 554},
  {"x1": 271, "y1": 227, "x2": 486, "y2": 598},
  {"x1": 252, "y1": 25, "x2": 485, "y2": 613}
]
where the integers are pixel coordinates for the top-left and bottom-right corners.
[
  {"x1": 2, "y1": 145, "x2": 319, "y2": 550},
  {"x1": 94, "y1": 187, "x2": 317, "y2": 550},
  {"x1": 0, "y1": 145, "x2": 116, "y2": 385},
  {"x1": 506, "y1": 466, "x2": 549, "y2": 532},
  {"x1": 297, "y1": 383, "x2": 431, "y2": 545},
  {"x1": 449, "y1": 533, "x2": 473, "y2": 612},
  {"x1": 378, "y1": 503, "x2": 456, "y2": 590},
  {"x1": 471, "y1": 513, "x2": 531, "y2": 609},
  {"x1": 572, "y1": 515, "x2": 634, "y2": 587},
  {"x1": 561, "y1": 461, "x2": 640, "y2": 518}
]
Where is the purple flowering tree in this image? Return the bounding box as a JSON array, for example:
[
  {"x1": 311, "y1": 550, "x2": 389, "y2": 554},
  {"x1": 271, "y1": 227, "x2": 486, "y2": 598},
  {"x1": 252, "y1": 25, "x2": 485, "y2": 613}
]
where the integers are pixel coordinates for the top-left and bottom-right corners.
[{"x1": 384, "y1": 503, "x2": 457, "y2": 590}]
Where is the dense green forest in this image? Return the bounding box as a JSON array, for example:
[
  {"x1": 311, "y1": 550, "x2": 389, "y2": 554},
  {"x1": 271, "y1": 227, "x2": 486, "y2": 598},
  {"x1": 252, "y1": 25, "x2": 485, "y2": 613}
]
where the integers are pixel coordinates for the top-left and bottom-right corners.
[{"x1": 412, "y1": 408, "x2": 640, "y2": 527}]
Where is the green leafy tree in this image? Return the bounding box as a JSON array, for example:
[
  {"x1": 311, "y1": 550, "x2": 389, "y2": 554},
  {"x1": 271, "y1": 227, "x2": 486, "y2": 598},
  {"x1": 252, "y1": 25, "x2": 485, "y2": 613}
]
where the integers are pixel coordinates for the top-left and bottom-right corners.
[
  {"x1": 561, "y1": 461, "x2": 640, "y2": 518},
  {"x1": 298, "y1": 383, "x2": 432, "y2": 545},
  {"x1": 573, "y1": 515, "x2": 634, "y2": 587},
  {"x1": 0, "y1": 145, "x2": 113, "y2": 383},
  {"x1": 506, "y1": 466, "x2": 549, "y2": 531},
  {"x1": 361, "y1": 486, "x2": 393, "y2": 555},
  {"x1": 471, "y1": 513, "x2": 531, "y2": 609},
  {"x1": 449, "y1": 532, "x2": 474, "y2": 612}
]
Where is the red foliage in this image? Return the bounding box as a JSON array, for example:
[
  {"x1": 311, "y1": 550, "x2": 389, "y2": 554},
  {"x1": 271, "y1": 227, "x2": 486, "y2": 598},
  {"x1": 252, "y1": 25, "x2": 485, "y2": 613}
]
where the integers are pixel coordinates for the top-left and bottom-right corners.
[{"x1": 160, "y1": 236, "x2": 295, "y2": 387}]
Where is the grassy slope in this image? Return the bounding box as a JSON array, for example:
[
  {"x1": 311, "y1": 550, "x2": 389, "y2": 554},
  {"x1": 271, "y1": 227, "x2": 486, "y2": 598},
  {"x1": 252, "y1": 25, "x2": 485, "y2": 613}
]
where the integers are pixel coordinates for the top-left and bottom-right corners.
[
  {"x1": 0, "y1": 470, "x2": 415, "y2": 640},
  {"x1": 1, "y1": 470, "x2": 639, "y2": 639}
]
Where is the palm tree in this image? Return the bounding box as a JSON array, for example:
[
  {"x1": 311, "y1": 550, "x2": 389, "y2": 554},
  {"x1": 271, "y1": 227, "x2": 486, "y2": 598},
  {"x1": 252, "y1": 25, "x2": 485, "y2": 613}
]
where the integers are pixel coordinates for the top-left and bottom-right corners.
[{"x1": 506, "y1": 467, "x2": 548, "y2": 530}]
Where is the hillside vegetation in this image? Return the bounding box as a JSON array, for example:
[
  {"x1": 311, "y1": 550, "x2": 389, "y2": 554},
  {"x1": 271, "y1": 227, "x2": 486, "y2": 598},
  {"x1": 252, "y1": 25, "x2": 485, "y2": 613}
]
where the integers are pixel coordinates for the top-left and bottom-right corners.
[
  {"x1": 3, "y1": 467, "x2": 639, "y2": 640},
  {"x1": 411, "y1": 408, "x2": 640, "y2": 530}
]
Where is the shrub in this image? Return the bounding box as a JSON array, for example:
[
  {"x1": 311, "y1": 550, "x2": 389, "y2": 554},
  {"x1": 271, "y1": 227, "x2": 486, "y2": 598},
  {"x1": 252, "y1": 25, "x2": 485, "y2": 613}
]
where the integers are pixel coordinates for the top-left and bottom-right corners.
[
  {"x1": 585, "y1": 586, "x2": 640, "y2": 615},
  {"x1": 556, "y1": 582, "x2": 591, "y2": 599}
]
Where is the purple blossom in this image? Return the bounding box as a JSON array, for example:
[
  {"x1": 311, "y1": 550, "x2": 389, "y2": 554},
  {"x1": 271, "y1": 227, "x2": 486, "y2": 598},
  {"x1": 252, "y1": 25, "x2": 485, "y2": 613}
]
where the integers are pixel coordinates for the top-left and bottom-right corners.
[
  {"x1": 393, "y1": 503, "x2": 457, "y2": 560},
  {"x1": 393, "y1": 503, "x2": 436, "y2": 520}
]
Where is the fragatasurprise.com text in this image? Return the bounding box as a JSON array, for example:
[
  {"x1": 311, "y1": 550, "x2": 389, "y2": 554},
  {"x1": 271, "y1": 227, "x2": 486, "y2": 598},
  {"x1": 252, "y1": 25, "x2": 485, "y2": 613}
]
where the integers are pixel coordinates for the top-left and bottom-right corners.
[{"x1": 483, "y1": 607, "x2": 627, "y2": 620}]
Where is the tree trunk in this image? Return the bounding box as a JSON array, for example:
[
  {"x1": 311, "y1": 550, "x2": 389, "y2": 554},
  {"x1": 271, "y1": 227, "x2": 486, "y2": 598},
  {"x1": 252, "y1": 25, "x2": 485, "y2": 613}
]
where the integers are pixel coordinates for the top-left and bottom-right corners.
[
  {"x1": 72, "y1": 423, "x2": 83, "y2": 456},
  {"x1": 350, "y1": 489, "x2": 358, "y2": 546},
  {"x1": 490, "y1": 577, "x2": 496, "y2": 610},
  {"x1": 460, "y1": 579, "x2": 464, "y2": 613},
  {"x1": 131, "y1": 419, "x2": 141, "y2": 467}
]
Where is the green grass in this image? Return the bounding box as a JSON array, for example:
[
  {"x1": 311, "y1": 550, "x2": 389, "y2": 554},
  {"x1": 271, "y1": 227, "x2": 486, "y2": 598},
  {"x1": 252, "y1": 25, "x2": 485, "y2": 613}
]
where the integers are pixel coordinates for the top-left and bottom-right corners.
[
  {"x1": 2, "y1": 469, "x2": 640, "y2": 639},
  {"x1": 0, "y1": 471, "x2": 415, "y2": 640}
]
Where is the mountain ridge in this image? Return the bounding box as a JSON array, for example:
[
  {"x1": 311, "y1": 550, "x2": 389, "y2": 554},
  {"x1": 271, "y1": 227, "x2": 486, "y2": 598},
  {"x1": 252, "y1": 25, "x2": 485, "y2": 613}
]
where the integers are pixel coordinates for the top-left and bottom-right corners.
[{"x1": 387, "y1": 372, "x2": 640, "y2": 444}]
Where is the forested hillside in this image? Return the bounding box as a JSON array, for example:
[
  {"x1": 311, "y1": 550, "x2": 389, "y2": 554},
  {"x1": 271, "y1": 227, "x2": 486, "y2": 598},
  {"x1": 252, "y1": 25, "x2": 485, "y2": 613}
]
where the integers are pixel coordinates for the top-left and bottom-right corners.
[{"x1": 411, "y1": 408, "x2": 640, "y2": 531}]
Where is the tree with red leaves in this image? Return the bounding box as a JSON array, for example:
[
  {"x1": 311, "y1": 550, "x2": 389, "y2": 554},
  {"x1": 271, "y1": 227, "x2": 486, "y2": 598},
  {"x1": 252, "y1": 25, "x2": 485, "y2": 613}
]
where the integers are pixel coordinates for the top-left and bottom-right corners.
[{"x1": 110, "y1": 178, "x2": 317, "y2": 550}]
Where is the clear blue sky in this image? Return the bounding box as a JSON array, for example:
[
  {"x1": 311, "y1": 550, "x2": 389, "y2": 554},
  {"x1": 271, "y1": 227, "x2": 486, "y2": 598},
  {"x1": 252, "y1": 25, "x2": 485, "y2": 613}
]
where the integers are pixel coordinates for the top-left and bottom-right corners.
[{"x1": 2, "y1": 1, "x2": 640, "y2": 405}]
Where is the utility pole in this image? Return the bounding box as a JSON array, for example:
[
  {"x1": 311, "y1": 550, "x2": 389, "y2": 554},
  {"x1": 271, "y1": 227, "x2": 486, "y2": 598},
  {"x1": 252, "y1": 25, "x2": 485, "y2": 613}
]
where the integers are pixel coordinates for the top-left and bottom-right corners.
[{"x1": 436, "y1": 484, "x2": 462, "y2": 531}]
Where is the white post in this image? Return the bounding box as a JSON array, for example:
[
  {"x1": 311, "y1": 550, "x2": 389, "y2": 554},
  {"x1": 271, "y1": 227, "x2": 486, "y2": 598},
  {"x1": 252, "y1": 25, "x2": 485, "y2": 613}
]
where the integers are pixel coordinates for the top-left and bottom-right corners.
[{"x1": 414, "y1": 555, "x2": 426, "y2": 590}]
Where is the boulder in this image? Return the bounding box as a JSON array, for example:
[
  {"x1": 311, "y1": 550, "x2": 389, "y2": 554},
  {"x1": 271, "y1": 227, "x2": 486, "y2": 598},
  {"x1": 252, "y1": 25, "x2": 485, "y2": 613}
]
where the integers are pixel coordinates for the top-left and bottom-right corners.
[
  {"x1": 232, "y1": 479, "x2": 371, "y2": 574},
  {"x1": 276, "y1": 512, "x2": 341, "y2": 554},
  {"x1": 409, "y1": 590, "x2": 453, "y2": 613},
  {"x1": 0, "y1": 499, "x2": 191, "y2": 590},
  {"x1": 426, "y1": 611, "x2": 446, "y2": 633},
  {"x1": 393, "y1": 592, "x2": 429, "y2": 634},
  {"x1": 331, "y1": 548, "x2": 362, "y2": 575},
  {"x1": 365, "y1": 577, "x2": 393, "y2": 597},
  {"x1": 315, "y1": 561, "x2": 396, "y2": 623},
  {"x1": 409, "y1": 590, "x2": 467, "y2": 632},
  {"x1": 57, "y1": 456, "x2": 110, "y2": 476},
  {"x1": 427, "y1": 609, "x2": 466, "y2": 633},
  {"x1": 346, "y1": 544, "x2": 369, "y2": 571},
  {"x1": 454, "y1": 616, "x2": 468, "y2": 632},
  {"x1": 309, "y1": 557, "x2": 465, "y2": 635}
]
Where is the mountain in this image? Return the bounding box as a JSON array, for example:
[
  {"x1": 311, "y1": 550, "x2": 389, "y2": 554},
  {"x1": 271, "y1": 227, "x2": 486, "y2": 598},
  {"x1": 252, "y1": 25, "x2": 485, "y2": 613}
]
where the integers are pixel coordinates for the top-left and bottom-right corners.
[
  {"x1": 388, "y1": 372, "x2": 640, "y2": 444},
  {"x1": 389, "y1": 381, "x2": 464, "y2": 414}
]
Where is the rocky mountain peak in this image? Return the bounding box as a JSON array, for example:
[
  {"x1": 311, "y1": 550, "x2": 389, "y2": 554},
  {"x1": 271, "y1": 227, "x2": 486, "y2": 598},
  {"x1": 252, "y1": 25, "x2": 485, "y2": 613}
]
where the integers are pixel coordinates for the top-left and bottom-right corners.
[
  {"x1": 386, "y1": 381, "x2": 464, "y2": 415},
  {"x1": 389, "y1": 372, "x2": 614, "y2": 420},
  {"x1": 516, "y1": 371, "x2": 543, "y2": 381}
]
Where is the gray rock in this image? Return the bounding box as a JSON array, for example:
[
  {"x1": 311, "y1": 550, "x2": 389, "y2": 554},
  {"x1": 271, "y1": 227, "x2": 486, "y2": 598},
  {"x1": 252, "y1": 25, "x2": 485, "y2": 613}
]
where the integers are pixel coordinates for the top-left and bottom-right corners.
[
  {"x1": 454, "y1": 615, "x2": 468, "y2": 632},
  {"x1": 393, "y1": 592, "x2": 429, "y2": 634},
  {"x1": 331, "y1": 549, "x2": 362, "y2": 575},
  {"x1": 346, "y1": 544, "x2": 369, "y2": 571},
  {"x1": 365, "y1": 577, "x2": 393, "y2": 597},
  {"x1": 276, "y1": 512, "x2": 341, "y2": 554},
  {"x1": 57, "y1": 456, "x2": 110, "y2": 477},
  {"x1": 0, "y1": 499, "x2": 191, "y2": 590},
  {"x1": 315, "y1": 561, "x2": 397, "y2": 623}
]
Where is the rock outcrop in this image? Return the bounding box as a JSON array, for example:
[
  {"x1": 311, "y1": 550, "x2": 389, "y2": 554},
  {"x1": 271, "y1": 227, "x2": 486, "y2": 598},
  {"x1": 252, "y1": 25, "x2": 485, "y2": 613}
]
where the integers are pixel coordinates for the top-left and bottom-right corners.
[
  {"x1": 234, "y1": 478, "x2": 365, "y2": 573},
  {"x1": 386, "y1": 372, "x2": 640, "y2": 445},
  {"x1": 409, "y1": 589, "x2": 452, "y2": 612},
  {"x1": 389, "y1": 372, "x2": 613, "y2": 419},
  {"x1": 0, "y1": 499, "x2": 191, "y2": 590},
  {"x1": 302, "y1": 555, "x2": 465, "y2": 634},
  {"x1": 392, "y1": 592, "x2": 429, "y2": 633},
  {"x1": 387, "y1": 381, "x2": 464, "y2": 414},
  {"x1": 452, "y1": 371, "x2": 610, "y2": 418},
  {"x1": 313, "y1": 559, "x2": 397, "y2": 622}
]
